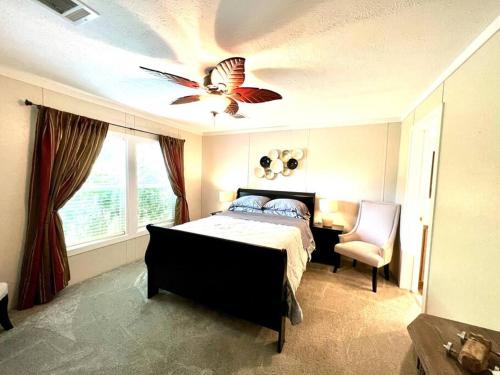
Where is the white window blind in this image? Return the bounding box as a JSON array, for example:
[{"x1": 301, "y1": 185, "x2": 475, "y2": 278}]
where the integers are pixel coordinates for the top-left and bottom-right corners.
[
  {"x1": 60, "y1": 133, "x2": 127, "y2": 247},
  {"x1": 136, "y1": 140, "x2": 176, "y2": 228}
]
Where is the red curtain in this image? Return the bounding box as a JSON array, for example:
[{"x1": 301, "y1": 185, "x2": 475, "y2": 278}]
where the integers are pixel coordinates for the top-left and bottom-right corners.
[
  {"x1": 159, "y1": 135, "x2": 190, "y2": 225},
  {"x1": 18, "y1": 107, "x2": 108, "y2": 309}
]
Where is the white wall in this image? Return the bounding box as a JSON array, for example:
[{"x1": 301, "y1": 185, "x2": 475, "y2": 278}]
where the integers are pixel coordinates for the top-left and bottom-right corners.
[
  {"x1": 202, "y1": 123, "x2": 401, "y2": 230},
  {"x1": 0, "y1": 74, "x2": 202, "y2": 308},
  {"x1": 396, "y1": 32, "x2": 500, "y2": 330}
]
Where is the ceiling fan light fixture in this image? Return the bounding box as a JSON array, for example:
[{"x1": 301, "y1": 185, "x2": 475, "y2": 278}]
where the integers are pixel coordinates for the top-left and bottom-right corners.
[{"x1": 199, "y1": 94, "x2": 231, "y2": 113}]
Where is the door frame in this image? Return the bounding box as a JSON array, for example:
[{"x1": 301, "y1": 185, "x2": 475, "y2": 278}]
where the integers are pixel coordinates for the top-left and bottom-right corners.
[{"x1": 403, "y1": 104, "x2": 443, "y2": 310}]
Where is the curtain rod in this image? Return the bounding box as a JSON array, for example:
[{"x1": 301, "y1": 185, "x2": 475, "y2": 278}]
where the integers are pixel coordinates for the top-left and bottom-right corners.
[{"x1": 24, "y1": 99, "x2": 176, "y2": 138}]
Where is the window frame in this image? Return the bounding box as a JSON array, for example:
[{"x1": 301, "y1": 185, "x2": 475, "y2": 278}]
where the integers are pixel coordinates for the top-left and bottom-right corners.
[
  {"x1": 134, "y1": 136, "x2": 176, "y2": 231},
  {"x1": 65, "y1": 127, "x2": 175, "y2": 256}
]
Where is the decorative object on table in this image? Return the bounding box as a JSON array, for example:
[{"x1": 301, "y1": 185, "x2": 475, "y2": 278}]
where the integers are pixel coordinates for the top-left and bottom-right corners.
[
  {"x1": 443, "y1": 331, "x2": 500, "y2": 373},
  {"x1": 319, "y1": 199, "x2": 338, "y2": 227},
  {"x1": 254, "y1": 166, "x2": 265, "y2": 178},
  {"x1": 287, "y1": 158, "x2": 298, "y2": 170},
  {"x1": 255, "y1": 149, "x2": 305, "y2": 178},
  {"x1": 0, "y1": 282, "x2": 13, "y2": 330},
  {"x1": 334, "y1": 200, "x2": 400, "y2": 292},
  {"x1": 219, "y1": 191, "x2": 235, "y2": 210},
  {"x1": 140, "y1": 57, "x2": 281, "y2": 118}
]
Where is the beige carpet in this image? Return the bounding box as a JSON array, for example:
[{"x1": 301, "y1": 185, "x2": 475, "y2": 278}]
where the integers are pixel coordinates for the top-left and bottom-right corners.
[{"x1": 0, "y1": 261, "x2": 420, "y2": 374}]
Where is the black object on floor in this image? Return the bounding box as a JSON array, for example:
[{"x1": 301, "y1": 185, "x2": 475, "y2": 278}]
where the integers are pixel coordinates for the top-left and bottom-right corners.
[{"x1": 0, "y1": 295, "x2": 13, "y2": 330}]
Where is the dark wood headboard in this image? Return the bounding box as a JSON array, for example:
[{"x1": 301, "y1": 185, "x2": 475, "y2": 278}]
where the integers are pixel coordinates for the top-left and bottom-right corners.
[{"x1": 237, "y1": 188, "x2": 316, "y2": 227}]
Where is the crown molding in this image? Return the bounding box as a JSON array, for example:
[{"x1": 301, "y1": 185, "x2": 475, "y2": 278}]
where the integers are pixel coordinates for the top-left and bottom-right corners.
[
  {"x1": 0, "y1": 65, "x2": 203, "y2": 135},
  {"x1": 203, "y1": 118, "x2": 401, "y2": 136},
  {"x1": 401, "y1": 16, "x2": 500, "y2": 120}
]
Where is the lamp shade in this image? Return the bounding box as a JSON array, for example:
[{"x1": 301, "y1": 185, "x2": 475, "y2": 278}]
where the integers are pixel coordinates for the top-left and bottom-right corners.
[
  {"x1": 319, "y1": 199, "x2": 338, "y2": 213},
  {"x1": 219, "y1": 191, "x2": 234, "y2": 202}
]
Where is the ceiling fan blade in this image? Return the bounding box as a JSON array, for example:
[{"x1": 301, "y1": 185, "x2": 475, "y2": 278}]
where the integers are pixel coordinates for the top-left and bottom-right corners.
[
  {"x1": 171, "y1": 95, "x2": 201, "y2": 105},
  {"x1": 231, "y1": 113, "x2": 246, "y2": 119},
  {"x1": 230, "y1": 87, "x2": 282, "y2": 104},
  {"x1": 140, "y1": 66, "x2": 200, "y2": 89},
  {"x1": 224, "y1": 98, "x2": 239, "y2": 115},
  {"x1": 210, "y1": 57, "x2": 245, "y2": 93}
]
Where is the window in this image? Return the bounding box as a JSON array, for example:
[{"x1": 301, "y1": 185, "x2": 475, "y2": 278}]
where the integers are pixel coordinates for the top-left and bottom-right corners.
[
  {"x1": 136, "y1": 141, "x2": 176, "y2": 228},
  {"x1": 59, "y1": 130, "x2": 178, "y2": 251},
  {"x1": 59, "y1": 133, "x2": 127, "y2": 247}
]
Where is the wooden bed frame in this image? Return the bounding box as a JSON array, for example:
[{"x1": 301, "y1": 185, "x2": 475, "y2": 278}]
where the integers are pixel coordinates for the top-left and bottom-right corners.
[{"x1": 145, "y1": 188, "x2": 316, "y2": 353}]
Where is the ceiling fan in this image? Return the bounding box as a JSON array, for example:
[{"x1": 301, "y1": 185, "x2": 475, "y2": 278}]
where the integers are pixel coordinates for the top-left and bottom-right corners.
[{"x1": 140, "y1": 57, "x2": 282, "y2": 118}]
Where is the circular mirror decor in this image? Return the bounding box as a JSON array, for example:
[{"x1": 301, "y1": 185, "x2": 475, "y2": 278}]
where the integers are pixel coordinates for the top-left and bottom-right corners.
[
  {"x1": 270, "y1": 159, "x2": 284, "y2": 173},
  {"x1": 268, "y1": 149, "x2": 280, "y2": 160},
  {"x1": 265, "y1": 169, "x2": 276, "y2": 180},
  {"x1": 291, "y1": 149, "x2": 304, "y2": 160},
  {"x1": 254, "y1": 166, "x2": 265, "y2": 178},
  {"x1": 259, "y1": 156, "x2": 271, "y2": 168},
  {"x1": 280, "y1": 149, "x2": 291, "y2": 162},
  {"x1": 287, "y1": 158, "x2": 298, "y2": 170}
]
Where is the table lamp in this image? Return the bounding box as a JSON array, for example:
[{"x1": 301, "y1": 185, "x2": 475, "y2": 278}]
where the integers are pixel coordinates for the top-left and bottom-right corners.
[
  {"x1": 319, "y1": 198, "x2": 338, "y2": 227},
  {"x1": 219, "y1": 191, "x2": 235, "y2": 210}
]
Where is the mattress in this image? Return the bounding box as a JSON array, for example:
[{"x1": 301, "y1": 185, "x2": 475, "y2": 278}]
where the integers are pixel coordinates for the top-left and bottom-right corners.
[{"x1": 173, "y1": 211, "x2": 315, "y2": 324}]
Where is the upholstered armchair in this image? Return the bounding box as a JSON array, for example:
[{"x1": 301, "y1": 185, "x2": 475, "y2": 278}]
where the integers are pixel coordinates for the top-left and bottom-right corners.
[{"x1": 333, "y1": 200, "x2": 400, "y2": 292}]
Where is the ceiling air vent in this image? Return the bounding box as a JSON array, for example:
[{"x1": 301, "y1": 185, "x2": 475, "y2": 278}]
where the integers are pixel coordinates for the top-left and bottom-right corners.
[{"x1": 32, "y1": 0, "x2": 99, "y2": 25}]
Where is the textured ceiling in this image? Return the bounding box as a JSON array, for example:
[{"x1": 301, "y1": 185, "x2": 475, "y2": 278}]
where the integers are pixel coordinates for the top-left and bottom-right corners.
[{"x1": 0, "y1": 0, "x2": 499, "y2": 133}]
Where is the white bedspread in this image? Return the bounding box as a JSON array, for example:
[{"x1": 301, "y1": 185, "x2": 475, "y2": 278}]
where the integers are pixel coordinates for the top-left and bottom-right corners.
[{"x1": 173, "y1": 214, "x2": 310, "y2": 324}]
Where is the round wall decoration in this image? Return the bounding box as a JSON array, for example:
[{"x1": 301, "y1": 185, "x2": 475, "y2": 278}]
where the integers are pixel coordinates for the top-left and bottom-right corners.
[
  {"x1": 280, "y1": 150, "x2": 291, "y2": 162},
  {"x1": 259, "y1": 156, "x2": 271, "y2": 168},
  {"x1": 265, "y1": 169, "x2": 276, "y2": 180},
  {"x1": 254, "y1": 166, "x2": 265, "y2": 178},
  {"x1": 287, "y1": 158, "x2": 298, "y2": 170},
  {"x1": 291, "y1": 149, "x2": 304, "y2": 160},
  {"x1": 270, "y1": 159, "x2": 284, "y2": 173},
  {"x1": 268, "y1": 149, "x2": 280, "y2": 160},
  {"x1": 255, "y1": 148, "x2": 305, "y2": 178}
]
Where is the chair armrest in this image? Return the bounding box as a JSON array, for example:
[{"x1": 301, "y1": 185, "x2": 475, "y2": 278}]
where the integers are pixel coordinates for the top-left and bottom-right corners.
[
  {"x1": 338, "y1": 231, "x2": 359, "y2": 243},
  {"x1": 380, "y1": 234, "x2": 397, "y2": 263}
]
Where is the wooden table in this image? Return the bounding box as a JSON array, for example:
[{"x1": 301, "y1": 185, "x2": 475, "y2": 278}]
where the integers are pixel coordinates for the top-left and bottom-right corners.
[{"x1": 408, "y1": 314, "x2": 500, "y2": 375}]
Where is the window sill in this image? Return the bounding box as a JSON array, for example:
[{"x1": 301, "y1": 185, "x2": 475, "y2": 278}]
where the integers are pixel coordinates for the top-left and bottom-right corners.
[
  {"x1": 67, "y1": 231, "x2": 149, "y2": 257},
  {"x1": 66, "y1": 222, "x2": 174, "y2": 257}
]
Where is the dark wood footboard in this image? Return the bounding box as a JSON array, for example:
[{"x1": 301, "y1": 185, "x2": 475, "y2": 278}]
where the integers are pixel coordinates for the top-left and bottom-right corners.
[{"x1": 145, "y1": 224, "x2": 288, "y2": 352}]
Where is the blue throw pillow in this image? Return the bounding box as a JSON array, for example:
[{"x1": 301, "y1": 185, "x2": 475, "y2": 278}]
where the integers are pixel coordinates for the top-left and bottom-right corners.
[
  {"x1": 228, "y1": 195, "x2": 270, "y2": 211},
  {"x1": 263, "y1": 199, "x2": 311, "y2": 220}
]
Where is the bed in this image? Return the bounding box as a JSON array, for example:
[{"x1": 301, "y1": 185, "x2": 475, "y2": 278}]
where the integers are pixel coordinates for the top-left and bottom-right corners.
[{"x1": 145, "y1": 188, "x2": 316, "y2": 352}]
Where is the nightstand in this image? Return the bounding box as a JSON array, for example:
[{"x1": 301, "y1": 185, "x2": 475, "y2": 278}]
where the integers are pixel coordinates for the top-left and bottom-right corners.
[{"x1": 311, "y1": 224, "x2": 343, "y2": 265}]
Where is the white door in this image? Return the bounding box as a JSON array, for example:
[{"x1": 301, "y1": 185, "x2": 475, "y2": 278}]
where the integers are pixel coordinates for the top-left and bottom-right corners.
[{"x1": 402, "y1": 105, "x2": 443, "y2": 306}]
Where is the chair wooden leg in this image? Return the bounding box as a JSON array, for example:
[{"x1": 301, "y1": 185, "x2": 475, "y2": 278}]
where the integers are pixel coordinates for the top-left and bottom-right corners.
[
  {"x1": 384, "y1": 264, "x2": 390, "y2": 281},
  {"x1": 333, "y1": 252, "x2": 340, "y2": 273},
  {"x1": 372, "y1": 267, "x2": 378, "y2": 293},
  {"x1": 352, "y1": 259, "x2": 357, "y2": 268},
  {"x1": 0, "y1": 295, "x2": 13, "y2": 330}
]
